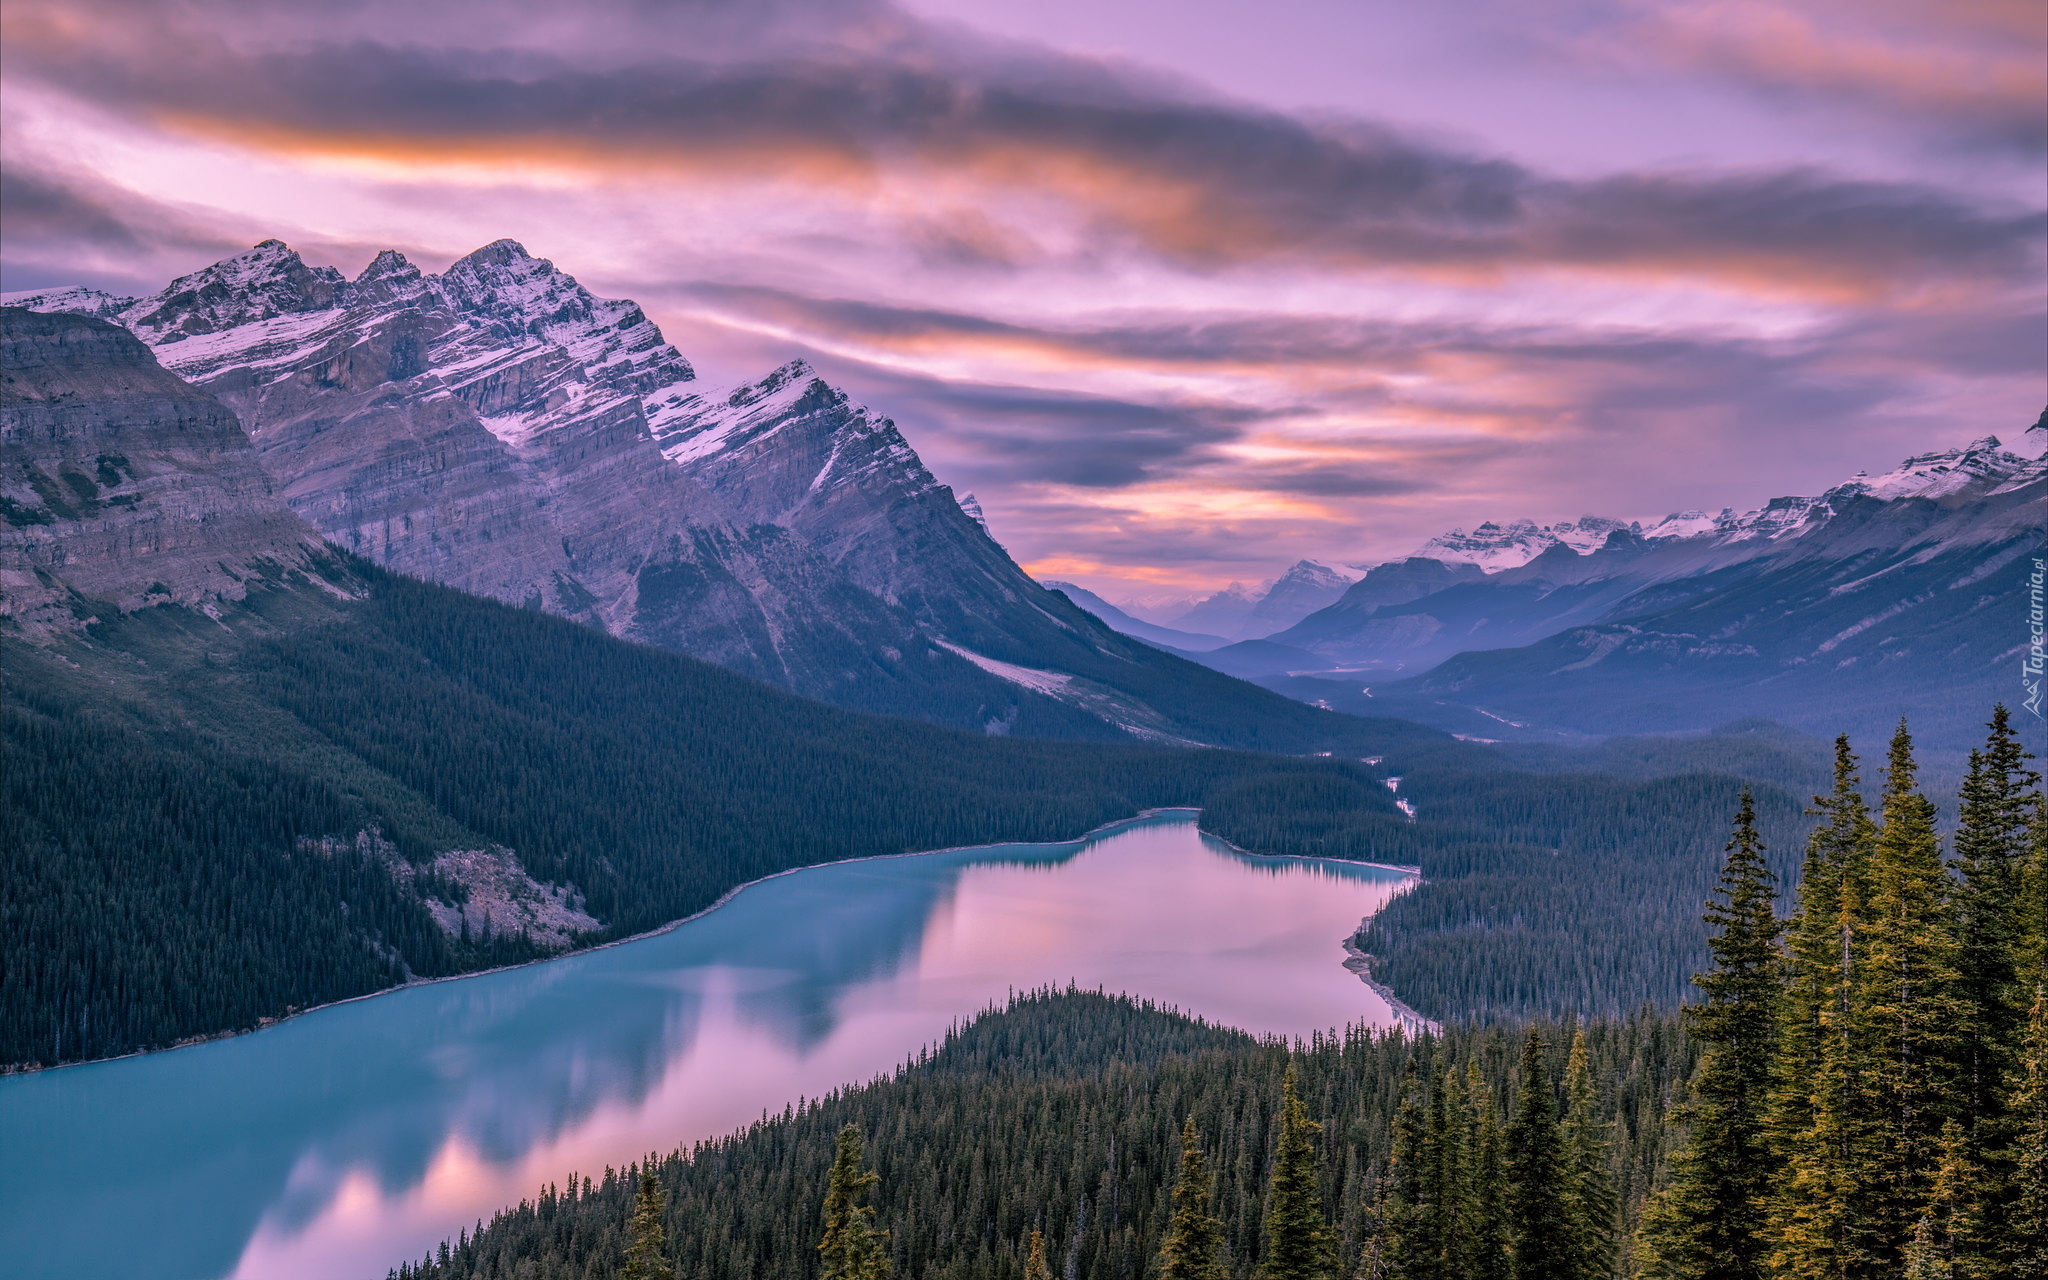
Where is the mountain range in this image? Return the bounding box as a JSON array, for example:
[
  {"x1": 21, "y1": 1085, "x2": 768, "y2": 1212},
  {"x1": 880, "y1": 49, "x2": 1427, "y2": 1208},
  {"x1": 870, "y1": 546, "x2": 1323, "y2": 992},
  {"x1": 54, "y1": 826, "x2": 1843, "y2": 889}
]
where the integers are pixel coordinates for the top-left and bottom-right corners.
[
  {"x1": 4, "y1": 243, "x2": 1373, "y2": 752},
  {"x1": 1243, "y1": 435, "x2": 2044, "y2": 753}
]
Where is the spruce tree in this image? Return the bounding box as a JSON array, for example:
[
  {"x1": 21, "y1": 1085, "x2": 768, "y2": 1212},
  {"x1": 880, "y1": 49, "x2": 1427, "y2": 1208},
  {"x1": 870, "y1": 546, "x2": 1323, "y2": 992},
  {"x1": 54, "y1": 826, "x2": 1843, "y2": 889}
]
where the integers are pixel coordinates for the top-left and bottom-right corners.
[
  {"x1": 1159, "y1": 1117, "x2": 1228, "y2": 1280},
  {"x1": 820, "y1": 1125, "x2": 890, "y2": 1280},
  {"x1": 1263, "y1": 1066, "x2": 1336, "y2": 1280},
  {"x1": 1428, "y1": 1068, "x2": 1474, "y2": 1278},
  {"x1": 2021, "y1": 796, "x2": 2048, "y2": 996},
  {"x1": 1638, "y1": 789, "x2": 1782, "y2": 1280},
  {"x1": 1463, "y1": 1060, "x2": 1512, "y2": 1280},
  {"x1": 1384, "y1": 1061, "x2": 1437, "y2": 1280},
  {"x1": 1026, "y1": 1227, "x2": 1055, "y2": 1280},
  {"x1": 1769, "y1": 736, "x2": 1880, "y2": 1279},
  {"x1": 1951, "y1": 708, "x2": 2039, "y2": 1140},
  {"x1": 1860, "y1": 721, "x2": 1967, "y2": 1260},
  {"x1": 2011, "y1": 991, "x2": 2048, "y2": 1280},
  {"x1": 621, "y1": 1169, "x2": 671, "y2": 1280},
  {"x1": 1506, "y1": 1029, "x2": 1572, "y2": 1280},
  {"x1": 1561, "y1": 1027, "x2": 1618, "y2": 1279}
]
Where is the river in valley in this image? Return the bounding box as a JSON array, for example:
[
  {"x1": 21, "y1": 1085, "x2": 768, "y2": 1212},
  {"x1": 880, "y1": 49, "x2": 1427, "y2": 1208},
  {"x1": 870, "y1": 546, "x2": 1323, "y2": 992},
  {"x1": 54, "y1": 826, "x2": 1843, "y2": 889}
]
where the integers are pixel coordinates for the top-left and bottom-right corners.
[{"x1": 0, "y1": 811, "x2": 1418, "y2": 1280}]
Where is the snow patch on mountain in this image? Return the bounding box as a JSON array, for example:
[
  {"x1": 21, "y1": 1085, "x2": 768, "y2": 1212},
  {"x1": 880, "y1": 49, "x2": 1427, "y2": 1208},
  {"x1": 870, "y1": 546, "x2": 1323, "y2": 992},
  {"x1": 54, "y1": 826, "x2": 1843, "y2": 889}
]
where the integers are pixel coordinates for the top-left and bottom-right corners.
[
  {"x1": 1639, "y1": 436, "x2": 2040, "y2": 548},
  {"x1": 934, "y1": 640, "x2": 1073, "y2": 696},
  {"x1": 1411, "y1": 515, "x2": 1637, "y2": 572},
  {"x1": 0, "y1": 286, "x2": 135, "y2": 320}
]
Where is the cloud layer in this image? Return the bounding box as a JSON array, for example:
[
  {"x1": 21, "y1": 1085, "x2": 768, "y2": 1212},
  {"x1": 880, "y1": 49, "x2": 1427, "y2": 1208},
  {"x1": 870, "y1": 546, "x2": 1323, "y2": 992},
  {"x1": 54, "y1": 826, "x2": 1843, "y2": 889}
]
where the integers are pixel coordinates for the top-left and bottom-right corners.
[{"x1": 3, "y1": 0, "x2": 2040, "y2": 592}]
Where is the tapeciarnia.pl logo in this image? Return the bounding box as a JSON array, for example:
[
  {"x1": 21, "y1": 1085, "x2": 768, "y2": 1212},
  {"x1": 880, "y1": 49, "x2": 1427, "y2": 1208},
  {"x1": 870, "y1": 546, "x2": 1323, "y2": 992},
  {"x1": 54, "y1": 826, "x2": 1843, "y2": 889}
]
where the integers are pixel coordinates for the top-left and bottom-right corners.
[{"x1": 2026, "y1": 556, "x2": 2045, "y2": 718}]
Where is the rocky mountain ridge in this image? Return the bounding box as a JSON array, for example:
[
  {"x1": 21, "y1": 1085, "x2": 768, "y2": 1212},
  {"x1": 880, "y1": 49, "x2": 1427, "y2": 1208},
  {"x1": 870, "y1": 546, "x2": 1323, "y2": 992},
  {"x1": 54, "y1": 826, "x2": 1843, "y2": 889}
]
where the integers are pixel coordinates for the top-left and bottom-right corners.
[
  {"x1": 6, "y1": 242, "x2": 1382, "y2": 750},
  {"x1": 1255, "y1": 430, "x2": 2046, "y2": 752}
]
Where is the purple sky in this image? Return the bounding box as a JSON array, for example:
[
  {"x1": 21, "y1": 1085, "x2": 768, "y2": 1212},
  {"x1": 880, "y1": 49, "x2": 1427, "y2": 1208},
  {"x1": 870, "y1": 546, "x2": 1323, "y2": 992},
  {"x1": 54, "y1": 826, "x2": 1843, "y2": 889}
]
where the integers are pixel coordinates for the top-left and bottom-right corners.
[{"x1": 2, "y1": 0, "x2": 2041, "y2": 596}]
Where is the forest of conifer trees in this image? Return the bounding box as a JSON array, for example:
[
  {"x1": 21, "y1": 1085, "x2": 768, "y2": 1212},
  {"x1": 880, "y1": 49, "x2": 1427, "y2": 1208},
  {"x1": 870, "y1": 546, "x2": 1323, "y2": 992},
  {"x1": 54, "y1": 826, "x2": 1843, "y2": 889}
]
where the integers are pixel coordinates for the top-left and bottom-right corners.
[{"x1": 393, "y1": 709, "x2": 2048, "y2": 1280}]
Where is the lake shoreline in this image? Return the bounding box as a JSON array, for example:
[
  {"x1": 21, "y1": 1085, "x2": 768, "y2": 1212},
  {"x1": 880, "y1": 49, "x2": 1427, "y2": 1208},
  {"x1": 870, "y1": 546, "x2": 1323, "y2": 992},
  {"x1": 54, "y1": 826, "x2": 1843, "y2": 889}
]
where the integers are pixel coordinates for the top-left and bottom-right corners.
[
  {"x1": 5, "y1": 808, "x2": 1194, "y2": 1078},
  {"x1": 1196, "y1": 826, "x2": 1434, "y2": 1031},
  {"x1": 10, "y1": 806, "x2": 1432, "y2": 1077}
]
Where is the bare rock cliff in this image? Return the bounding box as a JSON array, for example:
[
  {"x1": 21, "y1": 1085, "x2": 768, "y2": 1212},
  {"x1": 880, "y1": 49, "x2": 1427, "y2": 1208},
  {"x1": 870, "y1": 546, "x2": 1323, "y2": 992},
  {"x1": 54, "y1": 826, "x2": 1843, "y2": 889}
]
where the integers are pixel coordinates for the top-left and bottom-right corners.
[{"x1": 0, "y1": 307, "x2": 334, "y2": 638}]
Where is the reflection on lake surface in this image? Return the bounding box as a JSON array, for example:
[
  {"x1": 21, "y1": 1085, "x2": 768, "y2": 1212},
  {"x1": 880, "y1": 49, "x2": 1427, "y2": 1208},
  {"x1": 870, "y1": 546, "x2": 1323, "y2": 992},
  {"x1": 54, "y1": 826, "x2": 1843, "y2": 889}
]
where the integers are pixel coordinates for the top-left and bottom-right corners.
[{"x1": 0, "y1": 811, "x2": 1416, "y2": 1280}]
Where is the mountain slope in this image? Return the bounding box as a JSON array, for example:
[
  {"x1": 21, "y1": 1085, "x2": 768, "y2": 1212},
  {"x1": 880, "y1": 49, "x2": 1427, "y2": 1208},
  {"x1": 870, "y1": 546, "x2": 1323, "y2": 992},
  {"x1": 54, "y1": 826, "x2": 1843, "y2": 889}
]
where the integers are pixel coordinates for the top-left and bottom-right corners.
[
  {"x1": 1042, "y1": 580, "x2": 1229, "y2": 650},
  {"x1": 6, "y1": 244, "x2": 1398, "y2": 750}
]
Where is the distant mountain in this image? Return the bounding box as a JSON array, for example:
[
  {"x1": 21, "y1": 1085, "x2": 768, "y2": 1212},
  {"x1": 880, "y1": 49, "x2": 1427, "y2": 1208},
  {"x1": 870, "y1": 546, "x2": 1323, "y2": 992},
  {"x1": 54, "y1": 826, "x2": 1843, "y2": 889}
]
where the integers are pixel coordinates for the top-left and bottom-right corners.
[
  {"x1": 1166, "y1": 559, "x2": 1357, "y2": 641},
  {"x1": 1269, "y1": 434, "x2": 2046, "y2": 752},
  {"x1": 1409, "y1": 515, "x2": 1638, "y2": 572},
  {"x1": 1042, "y1": 581, "x2": 1229, "y2": 651},
  {"x1": 5, "y1": 244, "x2": 1389, "y2": 750}
]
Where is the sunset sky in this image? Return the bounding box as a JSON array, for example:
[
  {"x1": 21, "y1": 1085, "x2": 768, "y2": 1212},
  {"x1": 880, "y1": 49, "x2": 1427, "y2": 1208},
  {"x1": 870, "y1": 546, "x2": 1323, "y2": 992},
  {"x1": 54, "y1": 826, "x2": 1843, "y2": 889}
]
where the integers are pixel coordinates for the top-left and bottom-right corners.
[{"x1": 2, "y1": 0, "x2": 2041, "y2": 598}]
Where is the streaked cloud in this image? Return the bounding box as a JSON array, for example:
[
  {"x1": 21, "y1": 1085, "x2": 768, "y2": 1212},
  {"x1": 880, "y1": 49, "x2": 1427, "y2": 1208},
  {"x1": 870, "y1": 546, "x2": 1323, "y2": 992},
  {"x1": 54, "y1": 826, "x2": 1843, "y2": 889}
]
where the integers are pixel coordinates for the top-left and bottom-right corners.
[{"x1": 0, "y1": 0, "x2": 2039, "y2": 592}]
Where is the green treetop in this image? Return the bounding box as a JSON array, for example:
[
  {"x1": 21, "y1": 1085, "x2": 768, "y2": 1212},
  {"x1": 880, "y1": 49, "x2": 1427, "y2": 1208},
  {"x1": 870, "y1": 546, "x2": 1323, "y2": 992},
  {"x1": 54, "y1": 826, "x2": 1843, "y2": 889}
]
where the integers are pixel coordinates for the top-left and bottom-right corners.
[
  {"x1": 1262, "y1": 1066, "x2": 1336, "y2": 1280},
  {"x1": 1506, "y1": 1029, "x2": 1572, "y2": 1280},
  {"x1": 621, "y1": 1169, "x2": 670, "y2": 1280},
  {"x1": 1159, "y1": 1117, "x2": 1228, "y2": 1280},
  {"x1": 819, "y1": 1125, "x2": 890, "y2": 1280}
]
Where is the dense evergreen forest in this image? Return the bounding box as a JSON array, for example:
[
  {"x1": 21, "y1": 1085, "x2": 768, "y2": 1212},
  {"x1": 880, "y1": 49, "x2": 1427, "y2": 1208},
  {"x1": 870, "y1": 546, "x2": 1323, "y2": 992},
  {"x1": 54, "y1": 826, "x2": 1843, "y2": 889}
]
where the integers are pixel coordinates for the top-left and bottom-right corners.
[
  {"x1": 0, "y1": 552, "x2": 1904, "y2": 1068},
  {"x1": 396, "y1": 712, "x2": 2048, "y2": 1279},
  {"x1": 1198, "y1": 743, "x2": 1814, "y2": 1020},
  {"x1": 2, "y1": 568, "x2": 1288, "y2": 1068}
]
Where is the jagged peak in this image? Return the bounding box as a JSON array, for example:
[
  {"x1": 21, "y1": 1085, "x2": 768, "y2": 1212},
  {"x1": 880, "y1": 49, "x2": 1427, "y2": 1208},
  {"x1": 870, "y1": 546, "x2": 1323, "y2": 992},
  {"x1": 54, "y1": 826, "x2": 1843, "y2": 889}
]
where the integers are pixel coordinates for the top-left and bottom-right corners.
[
  {"x1": 449, "y1": 238, "x2": 540, "y2": 272},
  {"x1": 354, "y1": 249, "x2": 419, "y2": 282},
  {"x1": 122, "y1": 239, "x2": 345, "y2": 343},
  {"x1": 0, "y1": 285, "x2": 136, "y2": 321},
  {"x1": 345, "y1": 249, "x2": 429, "y2": 308},
  {"x1": 1412, "y1": 514, "x2": 1626, "y2": 572},
  {"x1": 1273, "y1": 559, "x2": 1354, "y2": 587}
]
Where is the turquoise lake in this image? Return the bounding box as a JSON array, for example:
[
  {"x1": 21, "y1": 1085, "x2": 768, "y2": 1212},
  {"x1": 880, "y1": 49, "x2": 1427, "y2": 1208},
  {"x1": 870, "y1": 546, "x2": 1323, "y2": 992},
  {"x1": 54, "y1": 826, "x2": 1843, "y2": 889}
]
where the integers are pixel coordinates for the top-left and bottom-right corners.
[{"x1": 0, "y1": 811, "x2": 1417, "y2": 1280}]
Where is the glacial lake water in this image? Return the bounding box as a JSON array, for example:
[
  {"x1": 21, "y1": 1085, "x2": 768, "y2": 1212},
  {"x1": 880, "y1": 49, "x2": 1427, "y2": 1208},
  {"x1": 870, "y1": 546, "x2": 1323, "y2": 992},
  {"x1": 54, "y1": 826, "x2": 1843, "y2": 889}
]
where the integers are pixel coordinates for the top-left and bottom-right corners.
[{"x1": 0, "y1": 811, "x2": 1417, "y2": 1280}]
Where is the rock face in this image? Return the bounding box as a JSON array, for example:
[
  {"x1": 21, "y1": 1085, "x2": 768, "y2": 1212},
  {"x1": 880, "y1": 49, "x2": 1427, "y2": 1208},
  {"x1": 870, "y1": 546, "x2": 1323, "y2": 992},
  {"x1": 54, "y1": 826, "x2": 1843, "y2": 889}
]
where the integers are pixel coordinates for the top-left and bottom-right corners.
[
  {"x1": 10, "y1": 241, "x2": 1362, "y2": 747},
  {"x1": 0, "y1": 307, "x2": 335, "y2": 638}
]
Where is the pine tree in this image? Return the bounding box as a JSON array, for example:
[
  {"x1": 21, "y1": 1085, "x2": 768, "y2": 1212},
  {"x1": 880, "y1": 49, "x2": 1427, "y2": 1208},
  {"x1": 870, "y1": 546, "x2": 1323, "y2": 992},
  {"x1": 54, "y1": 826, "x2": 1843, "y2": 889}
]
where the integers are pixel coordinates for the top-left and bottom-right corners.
[
  {"x1": 1463, "y1": 1060, "x2": 1512, "y2": 1280},
  {"x1": 1262, "y1": 1066, "x2": 1336, "y2": 1280},
  {"x1": 1026, "y1": 1227, "x2": 1055, "y2": 1280},
  {"x1": 2020, "y1": 796, "x2": 2048, "y2": 998},
  {"x1": 1951, "y1": 709, "x2": 2039, "y2": 1149},
  {"x1": 1506, "y1": 1029, "x2": 1572, "y2": 1280},
  {"x1": 1561, "y1": 1027, "x2": 1617, "y2": 1278},
  {"x1": 1159, "y1": 1117, "x2": 1228, "y2": 1280},
  {"x1": 1637, "y1": 789, "x2": 1782, "y2": 1280},
  {"x1": 621, "y1": 1169, "x2": 670, "y2": 1280},
  {"x1": 1921, "y1": 1118, "x2": 1988, "y2": 1278},
  {"x1": 1428, "y1": 1068, "x2": 1474, "y2": 1277},
  {"x1": 1769, "y1": 736, "x2": 1880, "y2": 1279},
  {"x1": 1859, "y1": 722, "x2": 1967, "y2": 1261},
  {"x1": 820, "y1": 1125, "x2": 890, "y2": 1280},
  {"x1": 1383, "y1": 1061, "x2": 1437, "y2": 1280},
  {"x1": 2011, "y1": 991, "x2": 2048, "y2": 1280}
]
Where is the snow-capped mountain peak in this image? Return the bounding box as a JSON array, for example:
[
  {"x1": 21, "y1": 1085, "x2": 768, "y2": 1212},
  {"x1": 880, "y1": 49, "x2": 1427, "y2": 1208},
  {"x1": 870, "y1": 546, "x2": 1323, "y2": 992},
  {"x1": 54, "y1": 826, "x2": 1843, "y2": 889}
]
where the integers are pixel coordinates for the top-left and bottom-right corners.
[
  {"x1": 1640, "y1": 436, "x2": 2040, "y2": 547},
  {"x1": 124, "y1": 240, "x2": 345, "y2": 344},
  {"x1": 0, "y1": 285, "x2": 135, "y2": 320},
  {"x1": 434, "y1": 239, "x2": 695, "y2": 399},
  {"x1": 1412, "y1": 515, "x2": 1638, "y2": 572},
  {"x1": 1828, "y1": 435, "x2": 2033, "y2": 502}
]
